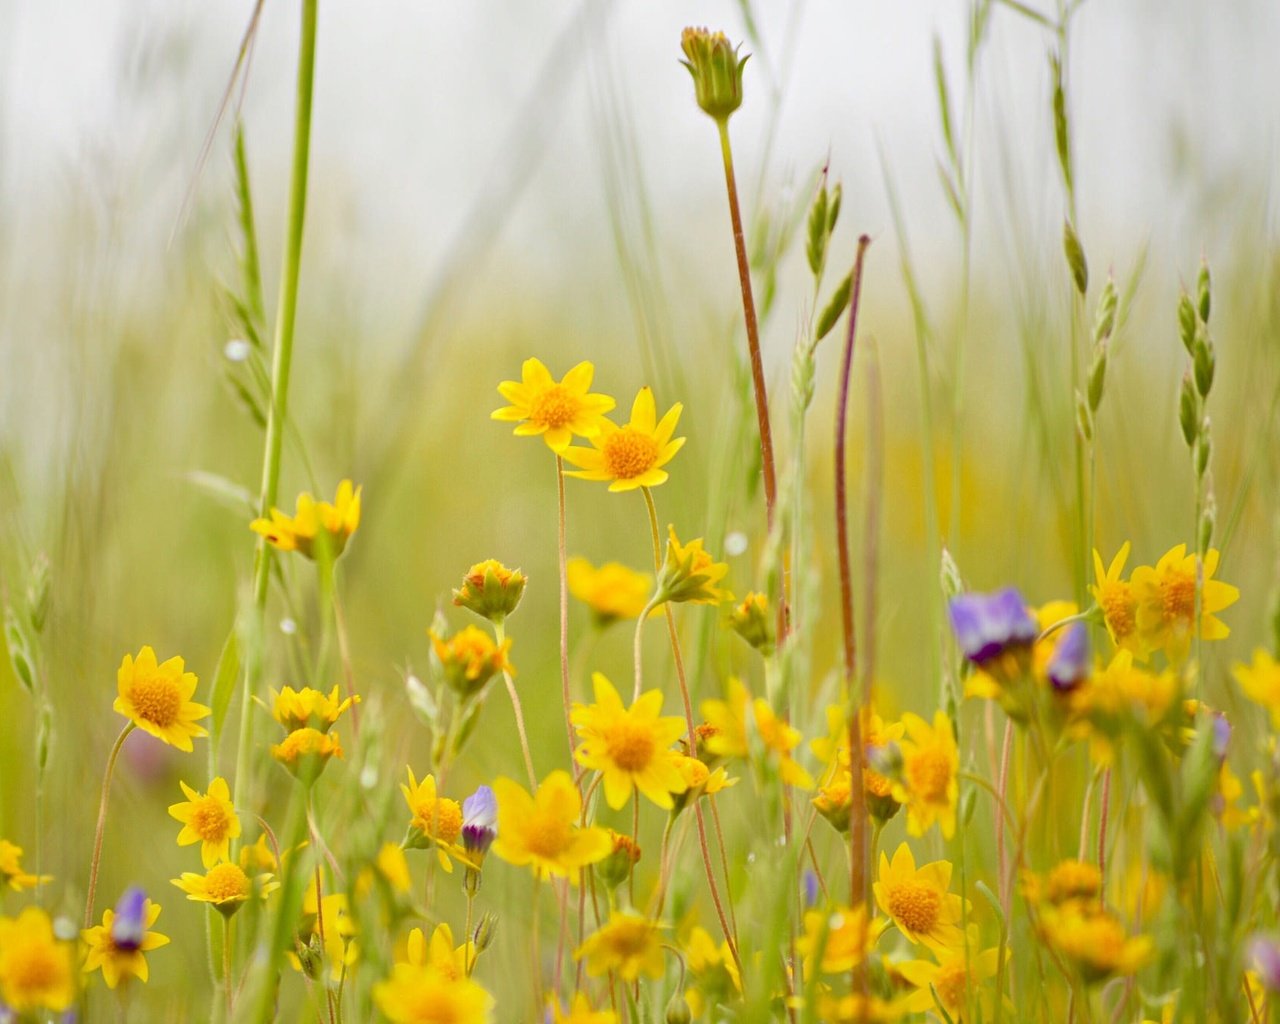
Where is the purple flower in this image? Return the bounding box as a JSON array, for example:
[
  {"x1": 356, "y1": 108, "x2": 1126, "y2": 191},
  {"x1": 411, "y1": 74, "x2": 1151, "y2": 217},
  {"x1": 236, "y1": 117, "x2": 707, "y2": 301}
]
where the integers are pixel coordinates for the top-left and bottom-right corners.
[
  {"x1": 110, "y1": 887, "x2": 148, "y2": 952},
  {"x1": 1211, "y1": 713, "x2": 1232, "y2": 760},
  {"x1": 802, "y1": 870, "x2": 820, "y2": 909},
  {"x1": 1046, "y1": 623, "x2": 1089, "y2": 691},
  {"x1": 462, "y1": 785, "x2": 497, "y2": 859},
  {"x1": 1250, "y1": 935, "x2": 1280, "y2": 992},
  {"x1": 948, "y1": 588, "x2": 1039, "y2": 665}
]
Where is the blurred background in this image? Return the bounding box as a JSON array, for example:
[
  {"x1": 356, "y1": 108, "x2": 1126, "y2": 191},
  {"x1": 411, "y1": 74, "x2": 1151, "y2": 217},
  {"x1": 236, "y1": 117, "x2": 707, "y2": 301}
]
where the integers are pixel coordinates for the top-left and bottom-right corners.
[{"x1": 0, "y1": 0, "x2": 1277, "y2": 1016}]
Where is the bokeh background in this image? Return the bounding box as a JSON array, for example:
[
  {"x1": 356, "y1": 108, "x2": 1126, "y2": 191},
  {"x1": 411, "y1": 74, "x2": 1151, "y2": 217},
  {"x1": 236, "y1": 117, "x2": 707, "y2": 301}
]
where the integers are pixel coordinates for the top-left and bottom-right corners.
[{"x1": 1, "y1": 0, "x2": 1278, "y2": 1017}]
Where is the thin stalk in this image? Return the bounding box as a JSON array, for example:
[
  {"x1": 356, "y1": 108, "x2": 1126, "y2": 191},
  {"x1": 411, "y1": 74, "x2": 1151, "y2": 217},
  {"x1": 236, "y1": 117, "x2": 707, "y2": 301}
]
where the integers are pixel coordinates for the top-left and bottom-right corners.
[
  {"x1": 1097, "y1": 767, "x2": 1112, "y2": 902},
  {"x1": 632, "y1": 594, "x2": 662, "y2": 702},
  {"x1": 223, "y1": 915, "x2": 236, "y2": 1022},
  {"x1": 555, "y1": 457, "x2": 580, "y2": 785},
  {"x1": 84, "y1": 722, "x2": 135, "y2": 927},
  {"x1": 493, "y1": 618, "x2": 537, "y2": 791}
]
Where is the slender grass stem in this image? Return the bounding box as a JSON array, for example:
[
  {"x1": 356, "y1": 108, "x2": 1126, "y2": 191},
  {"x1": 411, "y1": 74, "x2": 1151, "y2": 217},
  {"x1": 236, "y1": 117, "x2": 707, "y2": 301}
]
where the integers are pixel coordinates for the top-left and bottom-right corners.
[
  {"x1": 223, "y1": 915, "x2": 235, "y2": 1022},
  {"x1": 632, "y1": 594, "x2": 661, "y2": 703},
  {"x1": 492, "y1": 618, "x2": 537, "y2": 791},
  {"x1": 84, "y1": 722, "x2": 134, "y2": 928},
  {"x1": 555, "y1": 457, "x2": 580, "y2": 786}
]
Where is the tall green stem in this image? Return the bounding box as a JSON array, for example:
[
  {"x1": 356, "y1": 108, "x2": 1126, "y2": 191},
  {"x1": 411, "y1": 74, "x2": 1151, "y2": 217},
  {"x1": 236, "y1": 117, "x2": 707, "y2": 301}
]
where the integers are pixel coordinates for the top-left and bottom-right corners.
[{"x1": 84, "y1": 722, "x2": 135, "y2": 928}]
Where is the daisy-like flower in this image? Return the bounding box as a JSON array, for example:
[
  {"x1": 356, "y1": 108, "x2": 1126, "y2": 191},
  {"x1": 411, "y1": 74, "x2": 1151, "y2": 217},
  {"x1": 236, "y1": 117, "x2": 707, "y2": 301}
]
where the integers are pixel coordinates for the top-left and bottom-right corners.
[
  {"x1": 700, "y1": 679, "x2": 813, "y2": 787},
  {"x1": 1234, "y1": 649, "x2": 1280, "y2": 728},
  {"x1": 1092, "y1": 543, "x2": 1146, "y2": 656},
  {"x1": 452, "y1": 560, "x2": 527, "y2": 623},
  {"x1": 1130, "y1": 544, "x2": 1239, "y2": 662},
  {"x1": 1020, "y1": 859, "x2": 1102, "y2": 908},
  {"x1": 682, "y1": 925, "x2": 741, "y2": 1018},
  {"x1": 549, "y1": 992, "x2": 619, "y2": 1024},
  {"x1": 810, "y1": 705, "x2": 904, "y2": 826},
  {"x1": 492, "y1": 358, "x2": 616, "y2": 453},
  {"x1": 562, "y1": 386, "x2": 685, "y2": 492},
  {"x1": 671, "y1": 755, "x2": 736, "y2": 813},
  {"x1": 891, "y1": 711, "x2": 959, "y2": 839},
  {"x1": 896, "y1": 944, "x2": 1001, "y2": 1018},
  {"x1": 270, "y1": 727, "x2": 344, "y2": 781},
  {"x1": 873, "y1": 843, "x2": 967, "y2": 953},
  {"x1": 575, "y1": 910, "x2": 666, "y2": 982},
  {"x1": 798, "y1": 903, "x2": 886, "y2": 974},
  {"x1": 1066, "y1": 651, "x2": 1178, "y2": 762},
  {"x1": 250, "y1": 479, "x2": 361, "y2": 560},
  {"x1": 491, "y1": 770, "x2": 612, "y2": 882},
  {"x1": 171, "y1": 861, "x2": 276, "y2": 918},
  {"x1": 0, "y1": 840, "x2": 50, "y2": 892},
  {"x1": 270, "y1": 685, "x2": 359, "y2": 733},
  {"x1": 1037, "y1": 904, "x2": 1151, "y2": 984},
  {"x1": 401, "y1": 769, "x2": 465, "y2": 871},
  {"x1": 168, "y1": 777, "x2": 241, "y2": 868},
  {"x1": 430, "y1": 625, "x2": 512, "y2": 700},
  {"x1": 373, "y1": 961, "x2": 494, "y2": 1024},
  {"x1": 81, "y1": 888, "x2": 170, "y2": 989},
  {"x1": 114, "y1": 646, "x2": 210, "y2": 752},
  {"x1": 572, "y1": 672, "x2": 688, "y2": 810},
  {"x1": 567, "y1": 558, "x2": 653, "y2": 625},
  {"x1": 751, "y1": 698, "x2": 814, "y2": 789},
  {"x1": 401, "y1": 923, "x2": 473, "y2": 981},
  {"x1": 0, "y1": 906, "x2": 76, "y2": 1012},
  {"x1": 656, "y1": 527, "x2": 731, "y2": 605}
]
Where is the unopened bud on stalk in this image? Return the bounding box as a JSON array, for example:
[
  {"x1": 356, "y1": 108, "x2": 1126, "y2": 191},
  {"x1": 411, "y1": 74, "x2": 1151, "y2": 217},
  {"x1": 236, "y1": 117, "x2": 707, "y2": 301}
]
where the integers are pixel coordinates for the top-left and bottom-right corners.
[
  {"x1": 1179, "y1": 373, "x2": 1199, "y2": 448},
  {"x1": 452, "y1": 560, "x2": 526, "y2": 624},
  {"x1": 680, "y1": 28, "x2": 748, "y2": 122},
  {"x1": 1199, "y1": 497, "x2": 1216, "y2": 553},
  {"x1": 1178, "y1": 293, "x2": 1198, "y2": 355},
  {"x1": 1194, "y1": 336, "x2": 1215, "y2": 398},
  {"x1": 1092, "y1": 278, "x2": 1118, "y2": 344},
  {"x1": 27, "y1": 554, "x2": 50, "y2": 634},
  {"x1": 665, "y1": 992, "x2": 693, "y2": 1024},
  {"x1": 1197, "y1": 260, "x2": 1212, "y2": 324},
  {"x1": 729, "y1": 592, "x2": 775, "y2": 656},
  {"x1": 1087, "y1": 344, "x2": 1108, "y2": 412},
  {"x1": 1063, "y1": 219, "x2": 1088, "y2": 295}
]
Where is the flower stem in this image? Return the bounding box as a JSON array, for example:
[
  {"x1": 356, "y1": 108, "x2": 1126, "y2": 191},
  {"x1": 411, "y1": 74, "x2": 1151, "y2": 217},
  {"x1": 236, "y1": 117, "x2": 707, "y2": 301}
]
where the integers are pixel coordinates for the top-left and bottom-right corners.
[
  {"x1": 555, "y1": 457, "x2": 580, "y2": 786},
  {"x1": 632, "y1": 594, "x2": 661, "y2": 703},
  {"x1": 223, "y1": 914, "x2": 235, "y2": 1022},
  {"x1": 493, "y1": 618, "x2": 537, "y2": 791},
  {"x1": 84, "y1": 722, "x2": 134, "y2": 928}
]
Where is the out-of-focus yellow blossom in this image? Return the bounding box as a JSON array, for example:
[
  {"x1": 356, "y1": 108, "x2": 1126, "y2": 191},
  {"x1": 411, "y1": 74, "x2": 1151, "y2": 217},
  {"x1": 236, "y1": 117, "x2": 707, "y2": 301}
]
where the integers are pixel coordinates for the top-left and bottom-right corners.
[
  {"x1": 1130, "y1": 544, "x2": 1238, "y2": 662},
  {"x1": 897, "y1": 945, "x2": 1001, "y2": 1018},
  {"x1": 401, "y1": 769, "x2": 465, "y2": 871},
  {"x1": 682, "y1": 925, "x2": 741, "y2": 1017},
  {"x1": 728, "y1": 591, "x2": 774, "y2": 654},
  {"x1": 491, "y1": 358, "x2": 616, "y2": 453},
  {"x1": 291, "y1": 883, "x2": 357, "y2": 984},
  {"x1": 81, "y1": 895, "x2": 169, "y2": 989},
  {"x1": 1216, "y1": 762, "x2": 1260, "y2": 830},
  {"x1": 576, "y1": 911, "x2": 666, "y2": 982},
  {"x1": 0, "y1": 906, "x2": 76, "y2": 1012},
  {"x1": 0, "y1": 840, "x2": 50, "y2": 892},
  {"x1": 700, "y1": 679, "x2": 813, "y2": 787},
  {"x1": 751, "y1": 698, "x2": 813, "y2": 789},
  {"x1": 373, "y1": 961, "x2": 493, "y2": 1024},
  {"x1": 797, "y1": 903, "x2": 886, "y2": 974},
  {"x1": 270, "y1": 684, "x2": 359, "y2": 733},
  {"x1": 873, "y1": 843, "x2": 967, "y2": 953},
  {"x1": 250, "y1": 479, "x2": 361, "y2": 560},
  {"x1": 1037, "y1": 903, "x2": 1151, "y2": 984},
  {"x1": 657, "y1": 526, "x2": 731, "y2": 605},
  {"x1": 1234, "y1": 649, "x2": 1280, "y2": 728},
  {"x1": 813, "y1": 992, "x2": 906, "y2": 1023},
  {"x1": 567, "y1": 558, "x2": 653, "y2": 624},
  {"x1": 1021, "y1": 859, "x2": 1102, "y2": 909},
  {"x1": 1092, "y1": 543, "x2": 1147, "y2": 657},
  {"x1": 168, "y1": 777, "x2": 241, "y2": 868},
  {"x1": 270, "y1": 727, "x2": 343, "y2": 780},
  {"x1": 891, "y1": 711, "x2": 959, "y2": 838},
  {"x1": 549, "y1": 992, "x2": 619, "y2": 1024},
  {"x1": 430, "y1": 625, "x2": 513, "y2": 700},
  {"x1": 491, "y1": 771, "x2": 612, "y2": 882},
  {"x1": 562, "y1": 386, "x2": 685, "y2": 492},
  {"x1": 401, "y1": 924, "x2": 473, "y2": 981},
  {"x1": 573, "y1": 672, "x2": 688, "y2": 810},
  {"x1": 1067, "y1": 651, "x2": 1178, "y2": 762},
  {"x1": 114, "y1": 646, "x2": 209, "y2": 752}
]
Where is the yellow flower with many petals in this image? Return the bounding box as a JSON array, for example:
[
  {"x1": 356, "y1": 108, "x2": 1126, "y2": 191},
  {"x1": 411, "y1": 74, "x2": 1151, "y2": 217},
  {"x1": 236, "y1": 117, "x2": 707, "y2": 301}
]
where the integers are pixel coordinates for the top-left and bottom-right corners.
[
  {"x1": 874, "y1": 843, "x2": 967, "y2": 952},
  {"x1": 270, "y1": 727, "x2": 344, "y2": 780},
  {"x1": 270, "y1": 685, "x2": 359, "y2": 733},
  {"x1": 573, "y1": 673, "x2": 688, "y2": 810},
  {"x1": 168, "y1": 777, "x2": 241, "y2": 868},
  {"x1": 751, "y1": 698, "x2": 814, "y2": 789},
  {"x1": 0, "y1": 840, "x2": 50, "y2": 892},
  {"x1": 700, "y1": 678, "x2": 813, "y2": 787},
  {"x1": 1234, "y1": 649, "x2": 1280, "y2": 728},
  {"x1": 114, "y1": 646, "x2": 210, "y2": 752},
  {"x1": 1092, "y1": 543, "x2": 1146, "y2": 657},
  {"x1": 897, "y1": 945, "x2": 1001, "y2": 1018},
  {"x1": 567, "y1": 558, "x2": 653, "y2": 624},
  {"x1": 815, "y1": 992, "x2": 907, "y2": 1023},
  {"x1": 549, "y1": 992, "x2": 619, "y2": 1024},
  {"x1": 373, "y1": 962, "x2": 494, "y2": 1024},
  {"x1": 682, "y1": 925, "x2": 742, "y2": 1014},
  {"x1": 798, "y1": 903, "x2": 886, "y2": 973},
  {"x1": 81, "y1": 894, "x2": 169, "y2": 989},
  {"x1": 1067, "y1": 651, "x2": 1178, "y2": 762},
  {"x1": 492, "y1": 358, "x2": 616, "y2": 453},
  {"x1": 575, "y1": 911, "x2": 666, "y2": 981},
  {"x1": 401, "y1": 924, "x2": 473, "y2": 981},
  {"x1": 657, "y1": 526, "x2": 731, "y2": 605},
  {"x1": 430, "y1": 625, "x2": 513, "y2": 700},
  {"x1": 250, "y1": 479, "x2": 361, "y2": 560},
  {"x1": 401, "y1": 769, "x2": 465, "y2": 871},
  {"x1": 171, "y1": 862, "x2": 276, "y2": 918},
  {"x1": 562, "y1": 387, "x2": 685, "y2": 492},
  {"x1": 891, "y1": 711, "x2": 959, "y2": 838},
  {"x1": 0, "y1": 906, "x2": 76, "y2": 1012},
  {"x1": 1037, "y1": 904, "x2": 1151, "y2": 984},
  {"x1": 491, "y1": 771, "x2": 612, "y2": 881},
  {"x1": 1130, "y1": 544, "x2": 1239, "y2": 662}
]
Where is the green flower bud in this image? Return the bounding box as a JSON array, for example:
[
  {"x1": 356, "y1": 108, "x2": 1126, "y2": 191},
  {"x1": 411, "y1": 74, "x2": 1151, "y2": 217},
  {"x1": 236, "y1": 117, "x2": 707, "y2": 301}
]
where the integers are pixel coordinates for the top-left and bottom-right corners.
[
  {"x1": 473, "y1": 912, "x2": 498, "y2": 953},
  {"x1": 1193, "y1": 336, "x2": 1215, "y2": 398},
  {"x1": 666, "y1": 992, "x2": 693, "y2": 1024},
  {"x1": 728, "y1": 592, "x2": 775, "y2": 656},
  {"x1": 452, "y1": 560, "x2": 526, "y2": 623},
  {"x1": 1179, "y1": 373, "x2": 1199, "y2": 449},
  {"x1": 27, "y1": 554, "x2": 50, "y2": 635},
  {"x1": 1196, "y1": 423, "x2": 1212, "y2": 479},
  {"x1": 1063, "y1": 218, "x2": 1088, "y2": 295},
  {"x1": 1087, "y1": 343, "x2": 1108, "y2": 412},
  {"x1": 1092, "y1": 278, "x2": 1118, "y2": 344},
  {"x1": 680, "y1": 27, "x2": 748, "y2": 122},
  {"x1": 1197, "y1": 260, "x2": 1212, "y2": 324},
  {"x1": 1178, "y1": 293, "x2": 1198, "y2": 355}
]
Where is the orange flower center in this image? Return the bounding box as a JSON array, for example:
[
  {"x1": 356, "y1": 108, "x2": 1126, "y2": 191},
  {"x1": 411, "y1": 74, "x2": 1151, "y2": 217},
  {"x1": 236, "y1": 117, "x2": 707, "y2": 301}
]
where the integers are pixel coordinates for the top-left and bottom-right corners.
[
  {"x1": 1047, "y1": 860, "x2": 1101, "y2": 904},
  {"x1": 602, "y1": 921, "x2": 652, "y2": 959},
  {"x1": 886, "y1": 880, "x2": 941, "y2": 934},
  {"x1": 1161, "y1": 571, "x2": 1197, "y2": 624},
  {"x1": 7, "y1": 943, "x2": 63, "y2": 994},
  {"x1": 934, "y1": 962, "x2": 969, "y2": 1009},
  {"x1": 602, "y1": 428, "x2": 659, "y2": 480},
  {"x1": 530, "y1": 385, "x2": 580, "y2": 429},
  {"x1": 906, "y1": 749, "x2": 952, "y2": 802},
  {"x1": 205, "y1": 863, "x2": 250, "y2": 903},
  {"x1": 128, "y1": 675, "x2": 183, "y2": 728},
  {"x1": 402, "y1": 987, "x2": 466, "y2": 1022},
  {"x1": 863, "y1": 768, "x2": 893, "y2": 799},
  {"x1": 1099, "y1": 582, "x2": 1135, "y2": 638},
  {"x1": 523, "y1": 815, "x2": 572, "y2": 860},
  {"x1": 414, "y1": 798, "x2": 463, "y2": 845},
  {"x1": 191, "y1": 797, "x2": 232, "y2": 842},
  {"x1": 605, "y1": 720, "x2": 657, "y2": 772}
]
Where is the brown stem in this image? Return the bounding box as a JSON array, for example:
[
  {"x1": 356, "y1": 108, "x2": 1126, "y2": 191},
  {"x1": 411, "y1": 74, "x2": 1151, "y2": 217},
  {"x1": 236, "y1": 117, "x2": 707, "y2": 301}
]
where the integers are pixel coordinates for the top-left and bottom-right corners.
[{"x1": 85, "y1": 722, "x2": 135, "y2": 928}]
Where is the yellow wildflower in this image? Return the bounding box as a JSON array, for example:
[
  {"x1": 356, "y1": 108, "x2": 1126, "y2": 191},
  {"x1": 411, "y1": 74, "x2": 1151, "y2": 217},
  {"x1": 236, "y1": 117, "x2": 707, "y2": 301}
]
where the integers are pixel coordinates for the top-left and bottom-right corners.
[
  {"x1": 0, "y1": 840, "x2": 50, "y2": 892},
  {"x1": 897, "y1": 945, "x2": 1001, "y2": 1018},
  {"x1": 270, "y1": 727, "x2": 343, "y2": 780},
  {"x1": 1130, "y1": 544, "x2": 1239, "y2": 662},
  {"x1": 575, "y1": 911, "x2": 666, "y2": 982},
  {"x1": 567, "y1": 558, "x2": 653, "y2": 624},
  {"x1": 430, "y1": 625, "x2": 512, "y2": 700},
  {"x1": 728, "y1": 591, "x2": 773, "y2": 653},
  {"x1": 401, "y1": 769, "x2": 465, "y2": 871},
  {"x1": 292, "y1": 883, "x2": 357, "y2": 984},
  {"x1": 492, "y1": 358, "x2": 616, "y2": 453},
  {"x1": 81, "y1": 892, "x2": 169, "y2": 989},
  {"x1": 250, "y1": 479, "x2": 361, "y2": 560},
  {"x1": 373, "y1": 962, "x2": 494, "y2": 1024},
  {"x1": 270, "y1": 684, "x2": 359, "y2": 733},
  {"x1": 873, "y1": 843, "x2": 967, "y2": 952},
  {"x1": 751, "y1": 697, "x2": 813, "y2": 789},
  {"x1": 814, "y1": 992, "x2": 906, "y2": 1023},
  {"x1": 452, "y1": 559, "x2": 527, "y2": 622},
  {"x1": 1234, "y1": 648, "x2": 1280, "y2": 728},
  {"x1": 700, "y1": 678, "x2": 812, "y2": 786},
  {"x1": 1038, "y1": 904, "x2": 1151, "y2": 984},
  {"x1": 168, "y1": 777, "x2": 241, "y2": 868},
  {"x1": 1092, "y1": 543, "x2": 1146, "y2": 656},
  {"x1": 891, "y1": 711, "x2": 959, "y2": 838},
  {"x1": 572, "y1": 672, "x2": 688, "y2": 810},
  {"x1": 491, "y1": 770, "x2": 612, "y2": 881},
  {"x1": 171, "y1": 861, "x2": 276, "y2": 917},
  {"x1": 549, "y1": 992, "x2": 619, "y2": 1024},
  {"x1": 114, "y1": 645, "x2": 210, "y2": 752},
  {"x1": 402, "y1": 923, "x2": 472, "y2": 981},
  {"x1": 562, "y1": 386, "x2": 685, "y2": 492},
  {"x1": 798, "y1": 903, "x2": 885, "y2": 973},
  {"x1": 657, "y1": 526, "x2": 731, "y2": 605},
  {"x1": 0, "y1": 906, "x2": 76, "y2": 1012}
]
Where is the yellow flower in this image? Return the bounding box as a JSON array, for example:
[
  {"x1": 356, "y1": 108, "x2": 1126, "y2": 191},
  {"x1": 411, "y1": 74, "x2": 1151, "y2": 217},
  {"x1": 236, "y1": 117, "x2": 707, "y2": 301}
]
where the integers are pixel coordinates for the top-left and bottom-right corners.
[
  {"x1": 1038, "y1": 904, "x2": 1151, "y2": 984},
  {"x1": 293, "y1": 883, "x2": 358, "y2": 984},
  {"x1": 270, "y1": 685, "x2": 359, "y2": 733},
  {"x1": 700, "y1": 678, "x2": 812, "y2": 787},
  {"x1": 811, "y1": 705, "x2": 903, "y2": 823},
  {"x1": 0, "y1": 906, "x2": 76, "y2": 1012},
  {"x1": 171, "y1": 862, "x2": 276, "y2": 918},
  {"x1": 376, "y1": 842, "x2": 413, "y2": 894},
  {"x1": 1067, "y1": 651, "x2": 1178, "y2": 762},
  {"x1": 657, "y1": 527, "x2": 731, "y2": 605},
  {"x1": 897, "y1": 945, "x2": 1001, "y2": 1017},
  {"x1": 0, "y1": 840, "x2": 50, "y2": 892},
  {"x1": 401, "y1": 769, "x2": 465, "y2": 871},
  {"x1": 1130, "y1": 544, "x2": 1239, "y2": 662},
  {"x1": 567, "y1": 558, "x2": 653, "y2": 624},
  {"x1": 549, "y1": 992, "x2": 619, "y2": 1024},
  {"x1": 575, "y1": 910, "x2": 666, "y2": 981},
  {"x1": 402, "y1": 924, "x2": 472, "y2": 981},
  {"x1": 573, "y1": 672, "x2": 688, "y2": 810},
  {"x1": 114, "y1": 646, "x2": 210, "y2": 752},
  {"x1": 250, "y1": 479, "x2": 362, "y2": 560},
  {"x1": 562, "y1": 386, "x2": 685, "y2": 492},
  {"x1": 682, "y1": 924, "x2": 741, "y2": 999},
  {"x1": 751, "y1": 698, "x2": 814, "y2": 788},
  {"x1": 891, "y1": 711, "x2": 959, "y2": 838},
  {"x1": 452, "y1": 559, "x2": 527, "y2": 622},
  {"x1": 873, "y1": 843, "x2": 967, "y2": 952},
  {"x1": 491, "y1": 770, "x2": 612, "y2": 881},
  {"x1": 728, "y1": 591, "x2": 774, "y2": 653},
  {"x1": 1234, "y1": 648, "x2": 1280, "y2": 728},
  {"x1": 1043, "y1": 859, "x2": 1102, "y2": 906},
  {"x1": 373, "y1": 962, "x2": 494, "y2": 1024},
  {"x1": 492, "y1": 358, "x2": 616, "y2": 453},
  {"x1": 797, "y1": 903, "x2": 885, "y2": 973},
  {"x1": 168, "y1": 777, "x2": 241, "y2": 868},
  {"x1": 270, "y1": 727, "x2": 344, "y2": 780},
  {"x1": 1092, "y1": 543, "x2": 1146, "y2": 656},
  {"x1": 81, "y1": 895, "x2": 169, "y2": 989},
  {"x1": 814, "y1": 992, "x2": 906, "y2": 1023},
  {"x1": 430, "y1": 625, "x2": 512, "y2": 700}
]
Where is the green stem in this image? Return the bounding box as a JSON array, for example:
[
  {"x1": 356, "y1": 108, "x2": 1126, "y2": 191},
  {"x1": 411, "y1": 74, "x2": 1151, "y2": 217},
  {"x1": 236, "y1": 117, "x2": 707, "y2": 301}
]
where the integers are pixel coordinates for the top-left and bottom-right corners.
[
  {"x1": 84, "y1": 722, "x2": 135, "y2": 928},
  {"x1": 493, "y1": 618, "x2": 537, "y2": 791}
]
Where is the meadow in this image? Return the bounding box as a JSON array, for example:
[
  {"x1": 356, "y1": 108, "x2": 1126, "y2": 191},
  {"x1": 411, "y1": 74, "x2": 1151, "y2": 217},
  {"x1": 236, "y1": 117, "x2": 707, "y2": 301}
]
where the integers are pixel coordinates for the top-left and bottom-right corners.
[{"x1": 1, "y1": 1, "x2": 1279, "y2": 1021}]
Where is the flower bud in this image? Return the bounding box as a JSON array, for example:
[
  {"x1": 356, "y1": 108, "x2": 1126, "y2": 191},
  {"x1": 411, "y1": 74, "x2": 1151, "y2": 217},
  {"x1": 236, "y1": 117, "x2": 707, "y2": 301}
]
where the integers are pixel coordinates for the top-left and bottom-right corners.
[
  {"x1": 452, "y1": 560, "x2": 526, "y2": 623},
  {"x1": 473, "y1": 912, "x2": 498, "y2": 953},
  {"x1": 1194, "y1": 336, "x2": 1215, "y2": 398},
  {"x1": 596, "y1": 831, "x2": 641, "y2": 891},
  {"x1": 657, "y1": 527, "x2": 731, "y2": 606},
  {"x1": 665, "y1": 992, "x2": 693, "y2": 1024},
  {"x1": 1046, "y1": 622, "x2": 1089, "y2": 692},
  {"x1": 1197, "y1": 260, "x2": 1212, "y2": 324},
  {"x1": 430, "y1": 625, "x2": 512, "y2": 700},
  {"x1": 1178, "y1": 293, "x2": 1198, "y2": 355},
  {"x1": 729, "y1": 592, "x2": 775, "y2": 656},
  {"x1": 1087, "y1": 344, "x2": 1107, "y2": 412},
  {"x1": 1179, "y1": 372, "x2": 1199, "y2": 448},
  {"x1": 1063, "y1": 218, "x2": 1088, "y2": 295},
  {"x1": 680, "y1": 27, "x2": 748, "y2": 122}
]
